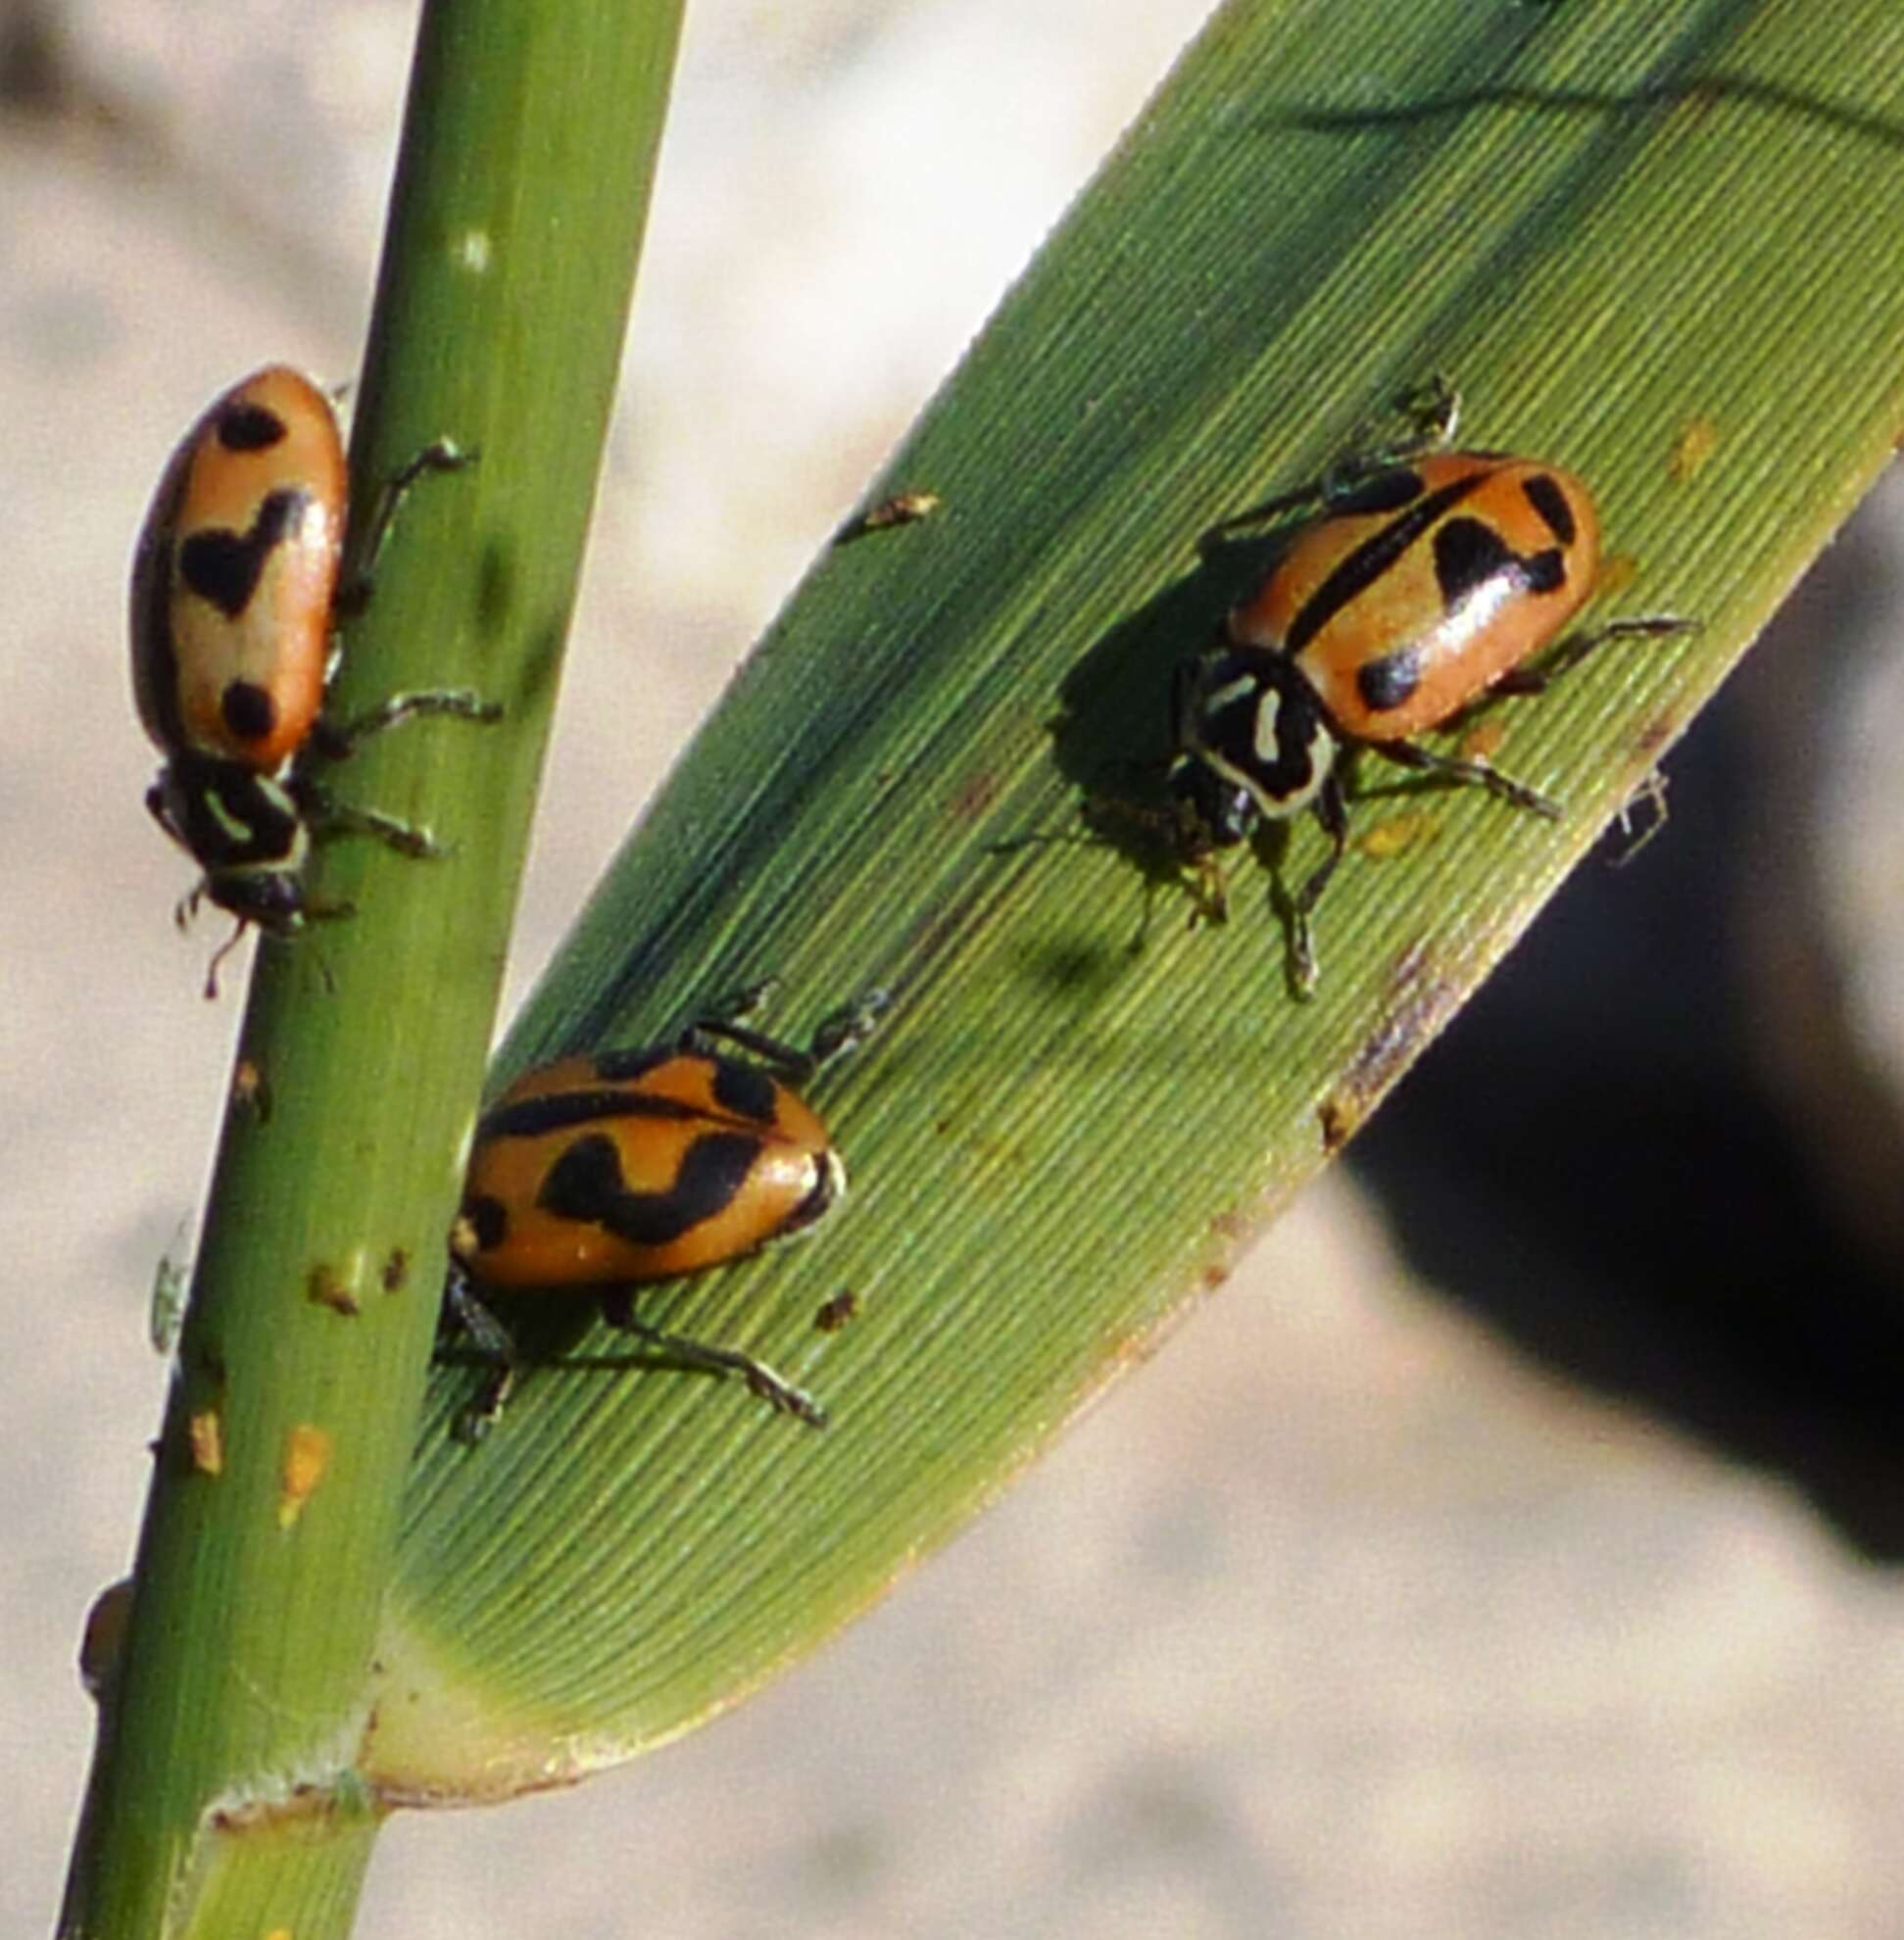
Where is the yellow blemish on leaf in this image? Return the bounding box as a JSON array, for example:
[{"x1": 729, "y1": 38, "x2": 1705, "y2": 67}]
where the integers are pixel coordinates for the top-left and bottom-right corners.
[
  {"x1": 188, "y1": 1409, "x2": 224, "y2": 1477},
  {"x1": 1357, "y1": 811, "x2": 1442, "y2": 859},
  {"x1": 1669, "y1": 416, "x2": 1720, "y2": 482},
  {"x1": 277, "y1": 1425, "x2": 333, "y2": 1529}
]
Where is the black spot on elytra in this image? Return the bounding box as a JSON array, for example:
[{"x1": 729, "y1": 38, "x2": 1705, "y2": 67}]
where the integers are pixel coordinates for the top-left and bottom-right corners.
[
  {"x1": 1435, "y1": 516, "x2": 1566, "y2": 610},
  {"x1": 537, "y1": 1128, "x2": 763, "y2": 1246},
  {"x1": 1521, "y1": 547, "x2": 1565, "y2": 594},
  {"x1": 532, "y1": 1132, "x2": 626, "y2": 1224},
  {"x1": 216, "y1": 402, "x2": 289, "y2": 453},
  {"x1": 178, "y1": 488, "x2": 310, "y2": 619},
  {"x1": 1357, "y1": 647, "x2": 1423, "y2": 713},
  {"x1": 1521, "y1": 471, "x2": 1577, "y2": 547},
  {"x1": 462, "y1": 1192, "x2": 510, "y2": 1254},
  {"x1": 708, "y1": 1058, "x2": 779, "y2": 1124},
  {"x1": 219, "y1": 680, "x2": 278, "y2": 747},
  {"x1": 1433, "y1": 516, "x2": 1517, "y2": 608}
]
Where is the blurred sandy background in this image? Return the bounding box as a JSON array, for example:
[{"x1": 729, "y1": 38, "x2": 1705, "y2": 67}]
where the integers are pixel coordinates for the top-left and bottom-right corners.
[{"x1": 8, "y1": 4, "x2": 1904, "y2": 1934}]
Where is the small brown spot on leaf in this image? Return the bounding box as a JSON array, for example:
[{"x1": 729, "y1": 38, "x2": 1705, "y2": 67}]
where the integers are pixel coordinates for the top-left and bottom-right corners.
[
  {"x1": 212, "y1": 1785, "x2": 333, "y2": 1834},
  {"x1": 1318, "y1": 1095, "x2": 1356, "y2": 1153},
  {"x1": 835, "y1": 488, "x2": 941, "y2": 545},
  {"x1": 307, "y1": 1264, "x2": 361, "y2": 1318},
  {"x1": 814, "y1": 1289, "x2": 859, "y2": 1333},
  {"x1": 1321, "y1": 945, "x2": 1462, "y2": 1150},
  {"x1": 950, "y1": 770, "x2": 1001, "y2": 820}
]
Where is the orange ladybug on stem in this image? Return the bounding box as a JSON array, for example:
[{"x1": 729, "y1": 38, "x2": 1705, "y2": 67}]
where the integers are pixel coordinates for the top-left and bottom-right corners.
[{"x1": 131, "y1": 364, "x2": 496, "y2": 993}]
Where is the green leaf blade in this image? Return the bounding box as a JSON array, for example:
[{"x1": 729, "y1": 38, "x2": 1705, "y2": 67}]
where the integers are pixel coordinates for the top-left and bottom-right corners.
[{"x1": 375, "y1": 0, "x2": 1904, "y2": 1801}]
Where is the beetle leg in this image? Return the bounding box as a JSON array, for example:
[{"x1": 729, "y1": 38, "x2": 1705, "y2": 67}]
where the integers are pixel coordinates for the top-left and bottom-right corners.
[
  {"x1": 314, "y1": 688, "x2": 501, "y2": 758},
  {"x1": 1199, "y1": 478, "x2": 1335, "y2": 552},
  {"x1": 299, "y1": 782, "x2": 448, "y2": 859},
  {"x1": 599, "y1": 1289, "x2": 827, "y2": 1429},
  {"x1": 1284, "y1": 772, "x2": 1350, "y2": 996},
  {"x1": 1199, "y1": 375, "x2": 1462, "y2": 553},
  {"x1": 200, "y1": 917, "x2": 249, "y2": 1000},
  {"x1": 685, "y1": 988, "x2": 889, "y2": 1082},
  {"x1": 1492, "y1": 613, "x2": 1696, "y2": 697},
  {"x1": 333, "y1": 438, "x2": 477, "y2": 618},
  {"x1": 1368, "y1": 738, "x2": 1560, "y2": 818},
  {"x1": 441, "y1": 1274, "x2": 520, "y2": 1443},
  {"x1": 806, "y1": 989, "x2": 892, "y2": 1070}
]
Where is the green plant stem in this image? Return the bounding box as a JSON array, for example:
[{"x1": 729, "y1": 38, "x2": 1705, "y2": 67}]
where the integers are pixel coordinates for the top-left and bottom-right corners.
[{"x1": 58, "y1": 1, "x2": 684, "y2": 1933}]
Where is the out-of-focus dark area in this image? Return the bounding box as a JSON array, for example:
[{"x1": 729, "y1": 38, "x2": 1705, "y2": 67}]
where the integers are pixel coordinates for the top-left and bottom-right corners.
[
  {"x1": 1357, "y1": 486, "x2": 1904, "y2": 1557},
  {"x1": 8, "y1": 6, "x2": 1900, "y2": 1936}
]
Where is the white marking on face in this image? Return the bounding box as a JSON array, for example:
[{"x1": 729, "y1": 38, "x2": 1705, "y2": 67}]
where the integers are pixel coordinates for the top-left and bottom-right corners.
[
  {"x1": 1302, "y1": 722, "x2": 1338, "y2": 789},
  {"x1": 1252, "y1": 686, "x2": 1284, "y2": 767}
]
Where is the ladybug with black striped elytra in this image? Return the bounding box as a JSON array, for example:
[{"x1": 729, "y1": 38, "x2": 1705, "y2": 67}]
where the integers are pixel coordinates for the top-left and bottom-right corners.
[
  {"x1": 444, "y1": 988, "x2": 889, "y2": 1439},
  {"x1": 131, "y1": 364, "x2": 497, "y2": 993},
  {"x1": 1164, "y1": 378, "x2": 1695, "y2": 991}
]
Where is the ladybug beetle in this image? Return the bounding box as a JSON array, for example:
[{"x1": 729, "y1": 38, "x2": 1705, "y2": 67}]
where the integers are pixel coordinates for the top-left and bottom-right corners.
[
  {"x1": 1162, "y1": 378, "x2": 1694, "y2": 992},
  {"x1": 443, "y1": 987, "x2": 889, "y2": 1438},
  {"x1": 131, "y1": 364, "x2": 497, "y2": 993}
]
